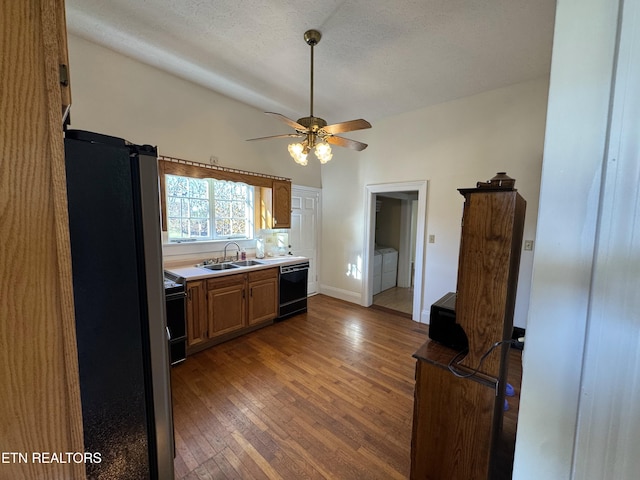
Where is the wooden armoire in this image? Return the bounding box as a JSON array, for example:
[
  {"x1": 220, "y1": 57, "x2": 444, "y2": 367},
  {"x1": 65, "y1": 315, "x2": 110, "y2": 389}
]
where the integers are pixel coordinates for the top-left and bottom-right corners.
[{"x1": 410, "y1": 177, "x2": 526, "y2": 480}]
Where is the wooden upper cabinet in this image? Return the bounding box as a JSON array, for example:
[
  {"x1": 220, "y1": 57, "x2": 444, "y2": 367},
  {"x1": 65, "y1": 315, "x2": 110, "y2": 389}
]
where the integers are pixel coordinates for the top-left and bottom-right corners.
[
  {"x1": 272, "y1": 180, "x2": 292, "y2": 228},
  {"x1": 455, "y1": 188, "x2": 526, "y2": 378},
  {"x1": 256, "y1": 180, "x2": 292, "y2": 229}
]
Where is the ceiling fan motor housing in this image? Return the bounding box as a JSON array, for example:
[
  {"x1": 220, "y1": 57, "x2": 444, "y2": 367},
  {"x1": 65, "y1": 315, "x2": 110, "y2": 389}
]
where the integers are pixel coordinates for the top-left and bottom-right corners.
[{"x1": 297, "y1": 116, "x2": 327, "y2": 132}]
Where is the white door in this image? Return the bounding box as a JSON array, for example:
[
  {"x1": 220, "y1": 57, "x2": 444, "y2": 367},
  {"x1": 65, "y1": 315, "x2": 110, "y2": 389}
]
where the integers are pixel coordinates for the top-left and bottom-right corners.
[{"x1": 289, "y1": 186, "x2": 320, "y2": 295}]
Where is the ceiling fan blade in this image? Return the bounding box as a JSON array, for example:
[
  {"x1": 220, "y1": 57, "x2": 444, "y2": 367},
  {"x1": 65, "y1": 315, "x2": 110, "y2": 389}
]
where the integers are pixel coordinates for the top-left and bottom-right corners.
[
  {"x1": 265, "y1": 112, "x2": 307, "y2": 131},
  {"x1": 321, "y1": 119, "x2": 372, "y2": 135},
  {"x1": 326, "y1": 135, "x2": 368, "y2": 151},
  {"x1": 246, "y1": 133, "x2": 303, "y2": 141}
]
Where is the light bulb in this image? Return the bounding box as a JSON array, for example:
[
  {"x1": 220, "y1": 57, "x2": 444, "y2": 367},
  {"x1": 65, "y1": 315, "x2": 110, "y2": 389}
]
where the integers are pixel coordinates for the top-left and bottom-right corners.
[
  {"x1": 315, "y1": 142, "x2": 333, "y2": 164},
  {"x1": 288, "y1": 143, "x2": 308, "y2": 165}
]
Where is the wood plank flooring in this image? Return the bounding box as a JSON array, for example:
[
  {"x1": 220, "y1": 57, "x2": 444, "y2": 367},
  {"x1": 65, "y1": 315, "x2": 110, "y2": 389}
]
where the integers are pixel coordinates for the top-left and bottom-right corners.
[
  {"x1": 373, "y1": 287, "x2": 414, "y2": 316},
  {"x1": 171, "y1": 294, "x2": 521, "y2": 479}
]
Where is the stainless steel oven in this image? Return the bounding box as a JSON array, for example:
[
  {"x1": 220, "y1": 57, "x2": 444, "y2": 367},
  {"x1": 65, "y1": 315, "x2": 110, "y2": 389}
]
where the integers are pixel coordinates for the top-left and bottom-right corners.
[
  {"x1": 278, "y1": 261, "x2": 309, "y2": 320},
  {"x1": 164, "y1": 273, "x2": 186, "y2": 365}
]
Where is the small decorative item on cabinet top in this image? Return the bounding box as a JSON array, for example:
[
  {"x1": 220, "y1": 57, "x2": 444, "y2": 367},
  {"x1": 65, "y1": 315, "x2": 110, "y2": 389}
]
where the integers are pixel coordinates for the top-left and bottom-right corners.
[{"x1": 476, "y1": 171, "x2": 516, "y2": 189}]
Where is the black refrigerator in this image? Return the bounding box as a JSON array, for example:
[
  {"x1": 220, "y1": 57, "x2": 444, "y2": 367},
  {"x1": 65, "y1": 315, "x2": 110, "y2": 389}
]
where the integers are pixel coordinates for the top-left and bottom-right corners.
[{"x1": 65, "y1": 130, "x2": 174, "y2": 479}]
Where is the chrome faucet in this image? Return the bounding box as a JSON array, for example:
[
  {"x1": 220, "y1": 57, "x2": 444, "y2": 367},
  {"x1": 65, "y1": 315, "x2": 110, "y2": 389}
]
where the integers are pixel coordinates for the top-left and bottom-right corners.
[{"x1": 223, "y1": 242, "x2": 241, "y2": 262}]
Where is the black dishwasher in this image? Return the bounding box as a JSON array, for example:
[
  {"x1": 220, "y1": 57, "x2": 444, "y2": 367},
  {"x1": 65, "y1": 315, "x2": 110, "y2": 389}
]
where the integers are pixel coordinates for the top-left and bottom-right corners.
[{"x1": 278, "y1": 261, "x2": 310, "y2": 320}]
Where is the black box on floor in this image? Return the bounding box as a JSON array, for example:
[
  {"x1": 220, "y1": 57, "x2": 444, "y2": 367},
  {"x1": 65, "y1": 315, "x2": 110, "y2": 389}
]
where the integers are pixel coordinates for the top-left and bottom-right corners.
[{"x1": 428, "y1": 292, "x2": 469, "y2": 350}]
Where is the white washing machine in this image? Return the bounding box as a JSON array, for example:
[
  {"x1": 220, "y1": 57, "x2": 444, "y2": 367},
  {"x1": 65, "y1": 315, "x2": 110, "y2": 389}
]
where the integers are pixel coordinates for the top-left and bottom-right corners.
[
  {"x1": 378, "y1": 247, "x2": 398, "y2": 291},
  {"x1": 373, "y1": 250, "x2": 382, "y2": 295}
]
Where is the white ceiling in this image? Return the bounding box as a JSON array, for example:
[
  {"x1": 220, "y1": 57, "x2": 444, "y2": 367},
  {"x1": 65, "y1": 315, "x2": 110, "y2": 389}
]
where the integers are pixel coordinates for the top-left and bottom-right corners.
[{"x1": 65, "y1": 0, "x2": 556, "y2": 126}]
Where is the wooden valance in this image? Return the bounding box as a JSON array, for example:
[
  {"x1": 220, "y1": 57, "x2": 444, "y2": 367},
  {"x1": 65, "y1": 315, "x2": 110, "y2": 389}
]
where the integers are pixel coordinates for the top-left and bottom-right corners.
[{"x1": 159, "y1": 155, "x2": 290, "y2": 187}]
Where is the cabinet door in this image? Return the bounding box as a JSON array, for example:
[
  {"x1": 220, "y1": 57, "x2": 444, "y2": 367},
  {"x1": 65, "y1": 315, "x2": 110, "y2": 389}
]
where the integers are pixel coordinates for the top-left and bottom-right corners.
[
  {"x1": 248, "y1": 269, "x2": 279, "y2": 325},
  {"x1": 2, "y1": 1, "x2": 84, "y2": 477},
  {"x1": 256, "y1": 186, "x2": 274, "y2": 229},
  {"x1": 208, "y1": 275, "x2": 246, "y2": 337},
  {"x1": 411, "y1": 358, "x2": 497, "y2": 480},
  {"x1": 272, "y1": 180, "x2": 292, "y2": 228},
  {"x1": 186, "y1": 281, "x2": 208, "y2": 348}
]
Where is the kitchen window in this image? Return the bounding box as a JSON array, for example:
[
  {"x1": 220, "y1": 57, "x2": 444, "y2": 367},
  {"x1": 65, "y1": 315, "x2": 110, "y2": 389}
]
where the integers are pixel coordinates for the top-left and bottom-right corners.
[{"x1": 166, "y1": 174, "x2": 254, "y2": 242}]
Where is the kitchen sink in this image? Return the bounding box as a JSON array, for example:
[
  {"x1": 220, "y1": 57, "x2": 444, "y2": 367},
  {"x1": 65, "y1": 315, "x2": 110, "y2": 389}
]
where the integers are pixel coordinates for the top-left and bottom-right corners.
[
  {"x1": 203, "y1": 263, "x2": 239, "y2": 270},
  {"x1": 231, "y1": 260, "x2": 264, "y2": 267}
]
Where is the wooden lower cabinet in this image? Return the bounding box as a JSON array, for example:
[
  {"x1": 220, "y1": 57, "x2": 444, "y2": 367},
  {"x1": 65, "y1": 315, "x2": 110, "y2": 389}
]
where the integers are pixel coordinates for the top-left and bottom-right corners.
[
  {"x1": 247, "y1": 269, "x2": 279, "y2": 325},
  {"x1": 208, "y1": 274, "x2": 246, "y2": 337},
  {"x1": 186, "y1": 267, "x2": 279, "y2": 354},
  {"x1": 186, "y1": 280, "x2": 208, "y2": 349},
  {"x1": 411, "y1": 340, "x2": 503, "y2": 480}
]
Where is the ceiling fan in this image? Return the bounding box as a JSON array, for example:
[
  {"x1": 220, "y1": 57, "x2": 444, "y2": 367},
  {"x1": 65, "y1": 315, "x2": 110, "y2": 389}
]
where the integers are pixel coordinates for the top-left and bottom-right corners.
[{"x1": 247, "y1": 29, "x2": 372, "y2": 165}]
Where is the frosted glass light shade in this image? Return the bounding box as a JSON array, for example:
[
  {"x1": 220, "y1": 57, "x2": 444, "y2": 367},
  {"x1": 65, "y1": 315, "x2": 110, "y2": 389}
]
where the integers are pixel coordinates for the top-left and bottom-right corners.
[{"x1": 315, "y1": 142, "x2": 333, "y2": 164}]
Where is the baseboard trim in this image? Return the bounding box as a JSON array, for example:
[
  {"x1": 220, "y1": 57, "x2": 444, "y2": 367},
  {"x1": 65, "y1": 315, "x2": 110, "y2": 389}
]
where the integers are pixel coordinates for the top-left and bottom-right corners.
[{"x1": 318, "y1": 285, "x2": 361, "y2": 304}]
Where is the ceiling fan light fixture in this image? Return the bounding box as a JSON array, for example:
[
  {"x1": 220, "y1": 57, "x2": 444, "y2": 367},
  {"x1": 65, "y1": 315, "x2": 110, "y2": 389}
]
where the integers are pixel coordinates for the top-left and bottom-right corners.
[
  {"x1": 315, "y1": 142, "x2": 333, "y2": 163},
  {"x1": 247, "y1": 29, "x2": 371, "y2": 163},
  {"x1": 288, "y1": 142, "x2": 308, "y2": 165}
]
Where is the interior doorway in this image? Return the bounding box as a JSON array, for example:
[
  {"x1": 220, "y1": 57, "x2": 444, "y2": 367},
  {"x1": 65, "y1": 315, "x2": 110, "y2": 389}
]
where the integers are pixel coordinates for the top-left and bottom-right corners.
[
  {"x1": 372, "y1": 192, "x2": 418, "y2": 316},
  {"x1": 363, "y1": 181, "x2": 427, "y2": 322}
]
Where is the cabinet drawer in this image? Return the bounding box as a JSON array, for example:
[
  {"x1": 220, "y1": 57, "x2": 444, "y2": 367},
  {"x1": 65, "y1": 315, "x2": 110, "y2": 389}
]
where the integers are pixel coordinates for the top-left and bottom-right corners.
[
  {"x1": 207, "y1": 273, "x2": 246, "y2": 290},
  {"x1": 248, "y1": 267, "x2": 278, "y2": 282}
]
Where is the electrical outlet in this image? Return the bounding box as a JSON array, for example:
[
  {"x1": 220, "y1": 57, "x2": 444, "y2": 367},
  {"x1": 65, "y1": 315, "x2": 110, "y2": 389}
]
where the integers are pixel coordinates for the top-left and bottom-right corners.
[
  {"x1": 429, "y1": 234, "x2": 436, "y2": 244},
  {"x1": 524, "y1": 240, "x2": 534, "y2": 251}
]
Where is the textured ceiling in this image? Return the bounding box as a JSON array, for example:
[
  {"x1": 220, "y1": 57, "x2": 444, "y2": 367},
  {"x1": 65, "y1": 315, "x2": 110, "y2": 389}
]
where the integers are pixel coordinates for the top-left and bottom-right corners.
[{"x1": 65, "y1": 0, "x2": 556, "y2": 125}]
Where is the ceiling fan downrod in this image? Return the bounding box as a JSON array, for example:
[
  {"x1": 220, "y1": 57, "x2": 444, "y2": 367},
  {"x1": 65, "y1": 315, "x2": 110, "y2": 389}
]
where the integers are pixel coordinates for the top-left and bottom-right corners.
[{"x1": 304, "y1": 29, "x2": 321, "y2": 119}]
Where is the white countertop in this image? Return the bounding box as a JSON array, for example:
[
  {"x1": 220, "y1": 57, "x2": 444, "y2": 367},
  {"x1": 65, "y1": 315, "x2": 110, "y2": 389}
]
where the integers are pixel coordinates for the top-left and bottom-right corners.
[{"x1": 165, "y1": 256, "x2": 308, "y2": 281}]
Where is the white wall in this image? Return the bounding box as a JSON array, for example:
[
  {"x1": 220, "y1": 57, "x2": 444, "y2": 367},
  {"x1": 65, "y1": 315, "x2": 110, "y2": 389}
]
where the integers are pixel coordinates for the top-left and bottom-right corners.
[
  {"x1": 67, "y1": 35, "x2": 322, "y2": 188},
  {"x1": 68, "y1": 36, "x2": 548, "y2": 327},
  {"x1": 513, "y1": 0, "x2": 628, "y2": 478},
  {"x1": 320, "y1": 78, "x2": 549, "y2": 327}
]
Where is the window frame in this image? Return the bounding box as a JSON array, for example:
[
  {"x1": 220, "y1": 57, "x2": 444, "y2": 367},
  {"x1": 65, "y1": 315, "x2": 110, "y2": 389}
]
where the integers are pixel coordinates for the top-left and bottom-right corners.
[{"x1": 165, "y1": 175, "x2": 254, "y2": 242}]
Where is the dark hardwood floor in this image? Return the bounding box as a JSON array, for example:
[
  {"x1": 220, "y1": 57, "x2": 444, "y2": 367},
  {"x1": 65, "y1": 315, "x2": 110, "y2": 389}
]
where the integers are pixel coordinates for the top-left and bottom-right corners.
[{"x1": 171, "y1": 294, "x2": 521, "y2": 479}]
